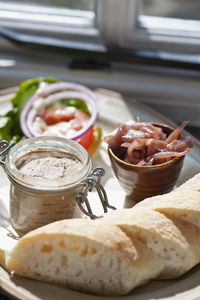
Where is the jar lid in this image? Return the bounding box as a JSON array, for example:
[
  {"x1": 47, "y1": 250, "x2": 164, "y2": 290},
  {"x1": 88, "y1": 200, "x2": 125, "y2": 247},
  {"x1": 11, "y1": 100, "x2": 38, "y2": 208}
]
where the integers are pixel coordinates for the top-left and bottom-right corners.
[{"x1": 5, "y1": 136, "x2": 92, "y2": 190}]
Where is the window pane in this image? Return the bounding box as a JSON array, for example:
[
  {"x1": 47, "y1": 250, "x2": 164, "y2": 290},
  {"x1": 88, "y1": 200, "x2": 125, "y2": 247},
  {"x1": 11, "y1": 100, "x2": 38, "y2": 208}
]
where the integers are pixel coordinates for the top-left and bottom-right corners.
[
  {"x1": 0, "y1": 0, "x2": 97, "y2": 29},
  {"x1": 141, "y1": 0, "x2": 200, "y2": 21},
  {"x1": 1, "y1": 0, "x2": 96, "y2": 11}
]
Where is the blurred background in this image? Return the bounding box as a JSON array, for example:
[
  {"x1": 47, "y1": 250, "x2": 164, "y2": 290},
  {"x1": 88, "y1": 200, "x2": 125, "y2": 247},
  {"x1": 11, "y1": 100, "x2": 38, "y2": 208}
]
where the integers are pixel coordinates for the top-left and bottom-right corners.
[
  {"x1": 142, "y1": 0, "x2": 200, "y2": 19},
  {"x1": 2, "y1": 0, "x2": 200, "y2": 18},
  {"x1": 0, "y1": 0, "x2": 199, "y2": 137}
]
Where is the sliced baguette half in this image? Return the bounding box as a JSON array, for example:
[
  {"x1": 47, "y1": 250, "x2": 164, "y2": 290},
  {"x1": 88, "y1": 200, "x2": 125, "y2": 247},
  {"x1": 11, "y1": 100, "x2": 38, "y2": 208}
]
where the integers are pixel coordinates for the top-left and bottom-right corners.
[
  {"x1": 175, "y1": 172, "x2": 200, "y2": 192},
  {"x1": 101, "y1": 207, "x2": 196, "y2": 278},
  {"x1": 6, "y1": 218, "x2": 163, "y2": 296},
  {"x1": 136, "y1": 190, "x2": 200, "y2": 229}
]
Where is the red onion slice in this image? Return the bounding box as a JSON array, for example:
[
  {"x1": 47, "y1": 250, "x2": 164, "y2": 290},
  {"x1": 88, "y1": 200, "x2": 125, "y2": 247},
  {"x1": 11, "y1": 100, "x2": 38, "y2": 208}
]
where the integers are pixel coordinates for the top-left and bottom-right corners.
[
  {"x1": 38, "y1": 81, "x2": 97, "y2": 102},
  {"x1": 22, "y1": 91, "x2": 98, "y2": 141},
  {"x1": 26, "y1": 108, "x2": 39, "y2": 137},
  {"x1": 20, "y1": 93, "x2": 38, "y2": 138}
]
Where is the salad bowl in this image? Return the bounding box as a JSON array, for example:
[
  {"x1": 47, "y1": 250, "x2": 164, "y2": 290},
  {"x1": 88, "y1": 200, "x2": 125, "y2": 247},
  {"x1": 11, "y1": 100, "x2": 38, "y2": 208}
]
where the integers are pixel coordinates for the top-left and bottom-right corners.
[{"x1": 0, "y1": 78, "x2": 102, "y2": 156}]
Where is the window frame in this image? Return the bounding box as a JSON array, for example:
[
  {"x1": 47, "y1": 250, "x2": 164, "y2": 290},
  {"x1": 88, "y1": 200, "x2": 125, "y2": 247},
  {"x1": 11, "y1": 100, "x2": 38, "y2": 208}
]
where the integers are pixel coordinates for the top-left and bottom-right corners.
[
  {"x1": 114, "y1": 0, "x2": 200, "y2": 54},
  {"x1": 1, "y1": 0, "x2": 200, "y2": 55},
  {"x1": 0, "y1": 1, "x2": 101, "y2": 43}
]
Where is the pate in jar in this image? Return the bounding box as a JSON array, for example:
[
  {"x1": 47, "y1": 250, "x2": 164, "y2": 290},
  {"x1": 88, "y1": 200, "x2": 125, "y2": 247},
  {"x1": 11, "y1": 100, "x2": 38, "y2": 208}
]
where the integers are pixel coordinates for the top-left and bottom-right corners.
[{"x1": 4, "y1": 137, "x2": 92, "y2": 233}]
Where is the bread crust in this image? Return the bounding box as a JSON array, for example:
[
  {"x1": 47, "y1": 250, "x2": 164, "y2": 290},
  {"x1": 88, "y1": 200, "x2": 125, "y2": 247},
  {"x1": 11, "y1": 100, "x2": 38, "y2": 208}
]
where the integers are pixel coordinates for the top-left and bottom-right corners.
[
  {"x1": 5, "y1": 172, "x2": 200, "y2": 296},
  {"x1": 6, "y1": 218, "x2": 163, "y2": 296}
]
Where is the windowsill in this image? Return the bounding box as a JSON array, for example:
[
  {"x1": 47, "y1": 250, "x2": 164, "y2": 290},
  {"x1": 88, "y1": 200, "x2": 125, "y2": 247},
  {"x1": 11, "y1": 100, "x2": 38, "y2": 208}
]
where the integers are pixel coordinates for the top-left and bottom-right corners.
[{"x1": 1, "y1": 27, "x2": 200, "y2": 70}]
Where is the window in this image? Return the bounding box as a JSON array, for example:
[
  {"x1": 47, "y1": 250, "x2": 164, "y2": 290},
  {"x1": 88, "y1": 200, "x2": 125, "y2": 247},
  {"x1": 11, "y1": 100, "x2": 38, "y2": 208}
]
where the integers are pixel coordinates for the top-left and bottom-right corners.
[
  {"x1": 118, "y1": 0, "x2": 200, "y2": 53},
  {"x1": 141, "y1": 0, "x2": 200, "y2": 21},
  {"x1": 0, "y1": 0, "x2": 99, "y2": 45},
  {"x1": 1, "y1": 0, "x2": 200, "y2": 54}
]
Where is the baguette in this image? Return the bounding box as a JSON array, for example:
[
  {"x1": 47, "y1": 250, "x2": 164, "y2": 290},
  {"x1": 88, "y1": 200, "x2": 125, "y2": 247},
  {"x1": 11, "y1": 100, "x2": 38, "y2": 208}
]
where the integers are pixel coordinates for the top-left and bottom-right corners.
[
  {"x1": 175, "y1": 172, "x2": 200, "y2": 192},
  {"x1": 101, "y1": 207, "x2": 200, "y2": 278},
  {"x1": 135, "y1": 189, "x2": 200, "y2": 229},
  {"x1": 6, "y1": 218, "x2": 163, "y2": 296},
  {"x1": 5, "y1": 172, "x2": 200, "y2": 296}
]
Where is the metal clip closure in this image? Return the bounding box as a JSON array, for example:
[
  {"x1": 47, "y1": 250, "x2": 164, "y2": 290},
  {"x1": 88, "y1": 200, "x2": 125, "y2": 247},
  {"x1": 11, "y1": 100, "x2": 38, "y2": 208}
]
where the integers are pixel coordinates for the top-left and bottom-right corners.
[
  {"x1": 75, "y1": 167, "x2": 116, "y2": 219},
  {"x1": 0, "y1": 140, "x2": 15, "y2": 166}
]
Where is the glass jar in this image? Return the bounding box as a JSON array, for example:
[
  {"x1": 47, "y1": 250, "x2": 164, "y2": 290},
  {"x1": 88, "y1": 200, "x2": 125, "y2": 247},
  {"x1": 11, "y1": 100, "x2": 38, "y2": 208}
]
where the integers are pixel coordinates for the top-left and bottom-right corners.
[{"x1": 2, "y1": 136, "x2": 93, "y2": 234}]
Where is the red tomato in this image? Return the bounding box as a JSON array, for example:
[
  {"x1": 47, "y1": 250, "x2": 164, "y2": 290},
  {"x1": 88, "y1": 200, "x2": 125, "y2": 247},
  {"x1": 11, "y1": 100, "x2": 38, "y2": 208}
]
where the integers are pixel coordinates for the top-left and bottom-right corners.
[
  {"x1": 43, "y1": 107, "x2": 75, "y2": 125},
  {"x1": 42, "y1": 107, "x2": 93, "y2": 149},
  {"x1": 71, "y1": 110, "x2": 90, "y2": 131},
  {"x1": 77, "y1": 127, "x2": 93, "y2": 150}
]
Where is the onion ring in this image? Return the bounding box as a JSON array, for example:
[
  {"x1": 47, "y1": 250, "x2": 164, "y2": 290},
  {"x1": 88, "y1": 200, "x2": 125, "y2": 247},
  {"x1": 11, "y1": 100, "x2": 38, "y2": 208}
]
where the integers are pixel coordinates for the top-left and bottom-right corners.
[{"x1": 20, "y1": 84, "x2": 98, "y2": 142}]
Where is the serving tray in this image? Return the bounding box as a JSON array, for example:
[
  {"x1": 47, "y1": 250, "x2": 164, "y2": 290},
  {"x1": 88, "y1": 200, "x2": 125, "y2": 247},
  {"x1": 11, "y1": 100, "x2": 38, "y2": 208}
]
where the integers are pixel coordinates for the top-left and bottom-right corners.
[{"x1": 1, "y1": 87, "x2": 200, "y2": 300}]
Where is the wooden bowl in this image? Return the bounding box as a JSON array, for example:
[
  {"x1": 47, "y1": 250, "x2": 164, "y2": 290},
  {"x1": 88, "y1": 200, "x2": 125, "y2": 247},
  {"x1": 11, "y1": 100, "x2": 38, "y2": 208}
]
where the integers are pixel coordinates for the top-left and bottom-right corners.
[{"x1": 108, "y1": 123, "x2": 185, "y2": 203}]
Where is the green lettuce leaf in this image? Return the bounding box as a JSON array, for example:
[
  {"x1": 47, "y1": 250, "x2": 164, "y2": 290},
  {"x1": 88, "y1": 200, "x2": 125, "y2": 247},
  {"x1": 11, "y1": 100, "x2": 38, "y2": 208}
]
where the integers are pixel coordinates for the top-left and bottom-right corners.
[
  {"x1": 0, "y1": 115, "x2": 12, "y2": 141},
  {"x1": 0, "y1": 77, "x2": 91, "y2": 143},
  {"x1": 0, "y1": 77, "x2": 58, "y2": 143},
  {"x1": 0, "y1": 108, "x2": 22, "y2": 143},
  {"x1": 49, "y1": 98, "x2": 90, "y2": 116},
  {"x1": 11, "y1": 77, "x2": 58, "y2": 119}
]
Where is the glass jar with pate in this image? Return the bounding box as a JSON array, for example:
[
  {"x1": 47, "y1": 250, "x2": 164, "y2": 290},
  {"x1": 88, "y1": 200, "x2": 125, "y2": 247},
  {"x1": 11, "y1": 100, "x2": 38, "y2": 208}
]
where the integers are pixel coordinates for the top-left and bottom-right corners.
[{"x1": 0, "y1": 137, "x2": 112, "y2": 234}]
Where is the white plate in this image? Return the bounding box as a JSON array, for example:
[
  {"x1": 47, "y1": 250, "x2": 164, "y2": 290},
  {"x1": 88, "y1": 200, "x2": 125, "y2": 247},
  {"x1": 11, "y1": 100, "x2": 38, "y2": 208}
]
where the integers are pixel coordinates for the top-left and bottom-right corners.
[{"x1": 1, "y1": 88, "x2": 200, "y2": 300}]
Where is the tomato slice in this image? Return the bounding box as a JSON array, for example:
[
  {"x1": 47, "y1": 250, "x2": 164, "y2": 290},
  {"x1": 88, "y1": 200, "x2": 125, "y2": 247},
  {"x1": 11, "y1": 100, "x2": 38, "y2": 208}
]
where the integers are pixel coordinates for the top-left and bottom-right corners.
[
  {"x1": 42, "y1": 107, "x2": 93, "y2": 150},
  {"x1": 43, "y1": 107, "x2": 75, "y2": 125},
  {"x1": 77, "y1": 127, "x2": 93, "y2": 150},
  {"x1": 71, "y1": 110, "x2": 90, "y2": 131}
]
